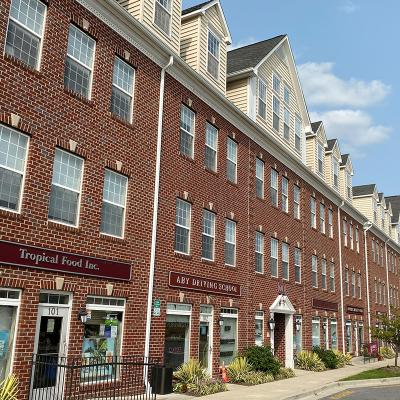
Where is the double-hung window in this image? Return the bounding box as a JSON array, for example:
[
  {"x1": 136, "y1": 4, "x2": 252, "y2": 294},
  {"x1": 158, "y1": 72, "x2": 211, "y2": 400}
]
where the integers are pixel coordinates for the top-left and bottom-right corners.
[
  {"x1": 355, "y1": 228, "x2": 360, "y2": 253},
  {"x1": 111, "y1": 57, "x2": 135, "y2": 123},
  {"x1": 270, "y1": 169, "x2": 278, "y2": 207},
  {"x1": 255, "y1": 158, "x2": 264, "y2": 199},
  {"x1": 346, "y1": 171, "x2": 352, "y2": 199},
  {"x1": 381, "y1": 244, "x2": 384, "y2": 266},
  {"x1": 345, "y1": 268, "x2": 349, "y2": 296},
  {"x1": 373, "y1": 200, "x2": 377, "y2": 223},
  {"x1": 284, "y1": 85, "x2": 290, "y2": 105},
  {"x1": 5, "y1": 0, "x2": 46, "y2": 69},
  {"x1": 180, "y1": 105, "x2": 195, "y2": 158},
  {"x1": 320, "y1": 203, "x2": 325, "y2": 234},
  {"x1": 372, "y1": 240, "x2": 375, "y2": 262},
  {"x1": 328, "y1": 208, "x2": 333, "y2": 238},
  {"x1": 294, "y1": 248, "x2": 301, "y2": 283},
  {"x1": 281, "y1": 177, "x2": 288, "y2": 212},
  {"x1": 255, "y1": 311, "x2": 264, "y2": 346},
  {"x1": 312, "y1": 255, "x2": 318, "y2": 288},
  {"x1": 0, "y1": 125, "x2": 29, "y2": 212},
  {"x1": 343, "y1": 220, "x2": 348, "y2": 246},
  {"x1": 202, "y1": 210, "x2": 215, "y2": 261},
  {"x1": 351, "y1": 271, "x2": 356, "y2": 298},
  {"x1": 295, "y1": 116, "x2": 302, "y2": 153},
  {"x1": 332, "y1": 158, "x2": 339, "y2": 189},
  {"x1": 310, "y1": 197, "x2": 316, "y2": 229},
  {"x1": 64, "y1": 25, "x2": 95, "y2": 99},
  {"x1": 175, "y1": 199, "x2": 191, "y2": 254},
  {"x1": 317, "y1": 143, "x2": 324, "y2": 176},
  {"x1": 100, "y1": 170, "x2": 128, "y2": 238},
  {"x1": 357, "y1": 273, "x2": 362, "y2": 299},
  {"x1": 270, "y1": 238, "x2": 278, "y2": 277},
  {"x1": 283, "y1": 108, "x2": 290, "y2": 141},
  {"x1": 294, "y1": 185, "x2": 300, "y2": 219},
  {"x1": 272, "y1": 96, "x2": 280, "y2": 132},
  {"x1": 282, "y1": 242, "x2": 289, "y2": 280},
  {"x1": 255, "y1": 231, "x2": 264, "y2": 273},
  {"x1": 273, "y1": 74, "x2": 281, "y2": 93},
  {"x1": 154, "y1": 0, "x2": 172, "y2": 35},
  {"x1": 349, "y1": 224, "x2": 354, "y2": 250},
  {"x1": 205, "y1": 123, "x2": 218, "y2": 172},
  {"x1": 258, "y1": 79, "x2": 267, "y2": 120},
  {"x1": 226, "y1": 138, "x2": 237, "y2": 183},
  {"x1": 321, "y1": 259, "x2": 327, "y2": 290},
  {"x1": 330, "y1": 262, "x2": 335, "y2": 292},
  {"x1": 48, "y1": 149, "x2": 84, "y2": 226},
  {"x1": 207, "y1": 30, "x2": 220, "y2": 80},
  {"x1": 374, "y1": 279, "x2": 377, "y2": 303},
  {"x1": 225, "y1": 219, "x2": 236, "y2": 266},
  {"x1": 376, "y1": 243, "x2": 380, "y2": 265}
]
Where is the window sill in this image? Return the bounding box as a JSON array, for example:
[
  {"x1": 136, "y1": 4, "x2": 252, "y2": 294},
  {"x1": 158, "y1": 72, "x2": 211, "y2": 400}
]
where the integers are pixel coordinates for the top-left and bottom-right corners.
[
  {"x1": 64, "y1": 88, "x2": 93, "y2": 106},
  {"x1": 0, "y1": 208, "x2": 24, "y2": 221},
  {"x1": 174, "y1": 251, "x2": 192, "y2": 260},
  {"x1": 3, "y1": 53, "x2": 42, "y2": 76},
  {"x1": 179, "y1": 153, "x2": 195, "y2": 163},
  {"x1": 225, "y1": 264, "x2": 236, "y2": 269},
  {"x1": 100, "y1": 233, "x2": 124, "y2": 243},
  {"x1": 47, "y1": 220, "x2": 81, "y2": 233},
  {"x1": 110, "y1": 113, "x2": 134, "y2": 128},
  {"x1": 152, "y1": 22, "x2": 172, "y2": 40},
  {"x1": 226, "y1": 179, "x2": 238, "y2": 188},
  {"x1": 201, "y1": 258, "x2": 215, "y2": 266},
  {"x1": 204, "y1": 167, "x2": 218, "y2": 177}
]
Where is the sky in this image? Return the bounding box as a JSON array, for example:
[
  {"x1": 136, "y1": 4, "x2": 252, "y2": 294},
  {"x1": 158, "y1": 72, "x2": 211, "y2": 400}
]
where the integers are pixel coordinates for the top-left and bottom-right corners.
[{"x1": 182, "y1": 0, "x2": 399, "y2": 196}]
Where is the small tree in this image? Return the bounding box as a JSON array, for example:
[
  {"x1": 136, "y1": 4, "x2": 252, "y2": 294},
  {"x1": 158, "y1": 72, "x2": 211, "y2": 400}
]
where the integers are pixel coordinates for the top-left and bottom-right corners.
[{"x1": 372, "y1": 307, "x2": 400, "y2": 367}]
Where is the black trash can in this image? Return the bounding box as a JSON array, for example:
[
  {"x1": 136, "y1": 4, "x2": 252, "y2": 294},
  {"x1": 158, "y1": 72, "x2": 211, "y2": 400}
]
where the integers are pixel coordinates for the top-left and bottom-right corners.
[{"x1": 151, "y1": 366, "x2": 173, "y2": 395}]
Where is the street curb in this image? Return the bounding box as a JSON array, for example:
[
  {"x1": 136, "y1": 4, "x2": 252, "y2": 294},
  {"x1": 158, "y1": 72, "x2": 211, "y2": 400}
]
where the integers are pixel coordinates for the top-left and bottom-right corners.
[{"x1": 284, "y1": 377, "x2": 400, "y2": 400}]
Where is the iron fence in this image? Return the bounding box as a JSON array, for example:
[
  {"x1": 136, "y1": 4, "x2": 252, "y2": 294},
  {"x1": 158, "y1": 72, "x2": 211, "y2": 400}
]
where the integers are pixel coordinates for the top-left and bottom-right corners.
[{"x1": 29, "y1": 354, "x2": 160, "y2": 400}]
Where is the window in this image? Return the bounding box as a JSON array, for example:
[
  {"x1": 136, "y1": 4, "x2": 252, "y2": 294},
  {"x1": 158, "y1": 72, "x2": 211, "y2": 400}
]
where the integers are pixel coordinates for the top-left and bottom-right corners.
[
  {"x1": 220, "y1": 308, "x2": 238, "y2": 365},
  {"x1": 202, "y1": 210, "x2": 215, "y2": 261},
  {"x1": 111, "y1": 57, "x2": 135, "y2": 123},
  {"x1": 5, "y1": 0, "x2": 46, "y2": 69},
  {"x1": 283, "y1": 108, "x2": 290, "y2": 140},
  {"x1": 381, "y1": 244, "x2": 384, "y2": 266},
  {"x1": 294, "y1": 248, "x2": 301, "y2": 283},
  {"x1": 255, "y1": 311, "x2": 264, "y2": 346},
  {"x1": 282, "y1": 242, "x2": 289, "y2": 280},
  {"x1": 100, "y1": 170, "x2": 128, "y2": 238},
  {"x1": 312, "y1": 255, "x2": 318, "y2": 288},
  {"x1": 351, "y1": 271, "x2": 356, "y2": 298},
  {"x1": 270, "y1": 169, "x2": 278, "y2": 207},
  {"x1": 349, "y1": 224, "x2": 354, "y2": 250},
  {"x1": 345, "y1": 268, "x2": 349, "y2": 296},
  {"x1": 374, "y1": 279, "x2": 377, "y2": 303},
  {"x1": 332, "y1": 158, "x2": 339, "y2": 188},
  {"x1": 317, "y1": 143, "x2": 324, "y2": 175},
  {"x1": 372, "y1": 240, "x2": 375, "y2": 262},
  {"x1": 48, "y1": 149, "x2": 83, "y2": 226},
  {"x1": 180, "y1": 105, "x2": 195, "y2": 158},
  {"x1": 295, "y1": 116, "x2": 302, "y2": 153},
  {"x1": 373, "y1": 200, "x2": 377, "y2": 223},
  {"x1": 281, "y1": 177, "x2": 288, "y2": 213},
  {"x1": 225, "y1": 219, "x2": 236, "y2": 266},
  {"x1": 207, "y1": 30, "x2": 220, "y2": 79},
  {"x1": 355, "y1": 228, "x2": 360, "y2": 253},
  {"x1": 330, "y1": 262, "x2": 335, "y2": 292},
  {"x1": 343, "y1": 220, "x2": 348, "y2": 247},
  {"x1": 255, "y1": 158, "x2": 264, "y2": 199},
  {"x1": 270, "y1": 238, "x2": 278, "y2": 277},
  {"x1": 64, "y1": 25, "x2": 95, "y2": 99},
  {"x1": 331, "y1": 319, "x2": 338, "y2": 350},
  {"x1": 284, "y1": 85, "x2": 290, "y2": 105},
  {"x1": 272, "y1": 96, "x2": 280, "y2": 132},
  {"x1": 175, "y1": 199, "x2": 191, "y2": 254},
  {"x1": 0, "y1": 125, "x2": 29, "y2": 212},
  {"x1": 294, "y1": 185, "x2": 300, "y2": 219},
  {"x1": 226, "y1": 137, "x2": 237, "y2": 184},
  {"x1": 321, "y1": 259, "x2": 327, "y2": 290},
  {"x1": 383, "y1": 283, "x2": 386, "y2": 305},
  {"x1": 294, "y1": 315, "x2": 302, "y2": 354},
  {"x1": 273, "y1": 74, "x2": 281, "y2": 93},
  {"x1": 205, "y1": 123, "x2": 218, "y2": 172},
  {"x1": 255, "y1": 231, "x2": 264, "y2": 273},
  {"x1": 312, "y1": 317, "x2": 320, "y2": 347},
  {"x1": 376, "y1": 244, "x2": 380, "y2": 265},
  {"x1": 320, "y1": 203, "x2": 325, "y2": 234},
  {"x1": 381, "y1": 207, "x2": 385, "y2": 230},
  {"x1": 358, "y1": 273, "x2": 362, "y2": 299},
  {"x1": 310, "y1": 197, "x2": 317, "y2": 229},
  {"x1": 154, "y1": 0, "x2": 172, "y2": 35},
  {"x1": 345, "y1": 170, "x2": 352, "y2": 199},
  {"x1": 328, "y1": 209, "x2": 333, "y2": 238},
  {"x1": 258, "y1": 79, "x2": 267, "y2": 120}
]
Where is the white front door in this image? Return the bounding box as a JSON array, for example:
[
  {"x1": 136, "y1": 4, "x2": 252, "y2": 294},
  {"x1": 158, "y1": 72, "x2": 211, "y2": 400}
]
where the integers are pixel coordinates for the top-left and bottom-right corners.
[
  {"x1": 30, "y1": 294, "x2": 71, "y2": 400},
  {"x1": 199, "y1": 307, "x2": 213, "y2": 375},
  {"x1": 284, "y1": 314, "x2": 294, "y2": 368}
]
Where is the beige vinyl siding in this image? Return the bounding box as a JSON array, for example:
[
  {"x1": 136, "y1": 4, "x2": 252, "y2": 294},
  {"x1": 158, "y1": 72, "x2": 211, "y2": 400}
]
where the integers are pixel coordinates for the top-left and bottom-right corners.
[
  {"x1": 353, "y1": 196, "x2": 374, "y2": 222},
  {"x1": 226, "y1": 78, "x2": 248, "y2": 114},
  {"x1": 180, "y1": 16, "x2": 201, "y2": 70},
  {"x1": 142, "y1": 0, "x2": 182, "y2": 54},
  {"x1": 324, "y1": 154, "x2": 333, "y2": 187},
  {"x1": 306, "y1": 137, "x2": 316, "y2": 172},
  {"x1": 199, "y1": 6, "x2": 227, "y2": 93},
  {"x1": 255, "y1": 52, "x2": 303, "y2": 161},
  {"x1": 339, "y1": 167, "x2": 347, "y2": 199},
  {"x1": 116, "y1": 0, "x2": 142, "y2": 19}
]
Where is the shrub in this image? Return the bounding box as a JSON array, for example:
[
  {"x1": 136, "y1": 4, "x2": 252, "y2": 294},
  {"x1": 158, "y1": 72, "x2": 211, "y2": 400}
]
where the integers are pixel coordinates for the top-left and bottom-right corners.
[
  {"x1": 275, "y1": 367, "x2": 296, "y2": 380},
  {"x1": 186, "y1": 378, "x2": 227, "y2": 396},
  {"x1": 242, "y1": 371, "x2": 274, "y2": 385},
  {"x1": 332, "y1": 350, "x2": 346, "y2": 368},
  {"x1": 227, "y1": 357, "x2": 252, "y2": 383},
  {"x1": 242, "y1": 345, "x2": 281, "y2": 376},
  {"x1": 380, "y1": 346, "x2": 396, "y2": 359},
  {"x1": 296, "y1": 350, "x2": 325, "y2": 372},
  {"x1": 173, "y1": 359, "x2": 207, "y2": 393},
  {"x1": 312, "y1": 347, "x2": 339, "y2": 369},
  {"x1": 0, "y1": 374, "x2": 19, "y2": 400}
]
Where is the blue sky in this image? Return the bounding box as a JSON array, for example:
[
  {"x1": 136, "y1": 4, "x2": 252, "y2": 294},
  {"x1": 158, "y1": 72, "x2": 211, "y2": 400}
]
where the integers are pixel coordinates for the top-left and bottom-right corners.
[{"x1": 183, "y1": 0, "x2": 399, "y2": 196}]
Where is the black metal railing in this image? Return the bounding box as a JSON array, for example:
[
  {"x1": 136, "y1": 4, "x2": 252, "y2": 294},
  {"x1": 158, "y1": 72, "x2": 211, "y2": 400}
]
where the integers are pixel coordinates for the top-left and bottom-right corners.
[{"x1": 29, "y1": 354, "x2": 160, "y2": 400}]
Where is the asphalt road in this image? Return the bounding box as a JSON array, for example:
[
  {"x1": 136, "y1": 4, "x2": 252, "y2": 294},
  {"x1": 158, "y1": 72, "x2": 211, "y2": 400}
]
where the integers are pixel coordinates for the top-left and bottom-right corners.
[{"x1": 320, "y1": 385, "x2": 400, "y2": 400}]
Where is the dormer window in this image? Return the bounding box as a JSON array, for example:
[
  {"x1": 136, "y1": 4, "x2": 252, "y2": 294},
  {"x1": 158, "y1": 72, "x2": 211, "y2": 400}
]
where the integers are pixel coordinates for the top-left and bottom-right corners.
[
  {"x1": 272, "y1": 96, "x2": 280, "y2": 132},
  {"x1": 332, "y1": 158, "x2": 339, "y2": 189},
  {"x1": 207, "y1": 30, "x2": 220, "y2": 80},
  {"x1": 373, "y1": 200, "x2": 377, "y2": 223},
  {"x1": 317, "y1": 143, "x2": 324, "y2": 175},
  {"x1": 154, "y1": 0, "x2": 172, "y2": 36},
  {"x1": 273, "y1": 74, "x2": 281, "y2": 93},
  {"x1": 283, "y1": 108, "x2": 290, "y2": 141},
  {"x1": 295, "y1": 116, "x2": 302, "y2": 153},
  {"x1": 258, "y1": 79, "x2": 267, "y2": 120},
  {"x1": 345, "y1": 171, "x2": 352, "y2": 199}
]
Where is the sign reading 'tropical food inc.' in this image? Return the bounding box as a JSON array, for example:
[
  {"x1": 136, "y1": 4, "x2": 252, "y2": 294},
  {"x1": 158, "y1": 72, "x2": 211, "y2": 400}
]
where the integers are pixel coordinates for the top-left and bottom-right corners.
[
  {"x1": 0, "y1": 240, "x2": 131, "y2": 281},
  {"x1": 169, "y1": 271, "x2": 241, "y2": 297}
]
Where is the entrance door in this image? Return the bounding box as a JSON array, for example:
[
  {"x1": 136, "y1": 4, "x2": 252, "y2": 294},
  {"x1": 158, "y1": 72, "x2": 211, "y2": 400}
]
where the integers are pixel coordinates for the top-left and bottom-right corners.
[
  {"x1": 354, "y1": 322, "x2": 358, "y2": 356},
  {"x1": 358, "y1": 324, "x2": 364, "y2": 354},
  {"x1": 30, "y1": 297, "x2": 70, "y2": 400},
  {"x1": 199, "y1": 306, "x2": 213, "y2": 375}
]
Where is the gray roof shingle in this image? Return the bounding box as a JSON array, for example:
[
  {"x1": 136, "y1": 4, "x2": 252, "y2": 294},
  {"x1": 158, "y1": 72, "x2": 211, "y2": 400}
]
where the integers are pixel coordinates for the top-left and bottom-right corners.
[
  {"x1": 327, "y1": 139, "x2": 337, "y2": 152},
  {"x1": 352, "y1": 184, "x2": 376, "y2": 197},
  {"x1": 386, "y1": 196, "x2": 400, "y2": 223},
  {"x1": 227, "y1": 35, "x2": 286, "y2": 75},
  {"x1": 311, "y1": 121, "x2": 322, "y2": 133},
  {"x1": 341, "y1": 154, "x2": 349, "y2": 166},
  {"x1": 182, "y1": 0, "x2": 214, "y2": 15}
]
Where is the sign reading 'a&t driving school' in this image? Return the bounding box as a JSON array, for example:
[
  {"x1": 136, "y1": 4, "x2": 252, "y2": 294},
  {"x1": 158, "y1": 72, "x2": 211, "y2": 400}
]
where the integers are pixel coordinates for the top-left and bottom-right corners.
[{"x1": 169, "y1": 271, "x2": 241, "y2": 297}]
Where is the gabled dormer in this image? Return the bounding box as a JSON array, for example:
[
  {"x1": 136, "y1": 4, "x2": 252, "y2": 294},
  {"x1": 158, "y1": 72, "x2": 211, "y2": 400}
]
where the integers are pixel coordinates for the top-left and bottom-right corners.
[
  {"x1": 339, "y1": 154, "x2": 354, "y2": 203},
  {"x1": 386, "y1": 196, "x2": 400, "y2": 244},
  {"x1": 180, "y1": 0, "x2": 231, "y2": 93},
  {"x1": 324, "y1": 139, "x2": 341, "y2": 192},
  {"x1": 305, "y1": 121, "x2": 327, "y2": 179},
  {"x1": 353, "y1": 184, "x2": 378, "y2": 225},
  {"x1": 116, "y1": 0, "x2": 182, "y2": 54},
  {"x1": 226, "y1": 35, "x2": 311, "y2": 163}
]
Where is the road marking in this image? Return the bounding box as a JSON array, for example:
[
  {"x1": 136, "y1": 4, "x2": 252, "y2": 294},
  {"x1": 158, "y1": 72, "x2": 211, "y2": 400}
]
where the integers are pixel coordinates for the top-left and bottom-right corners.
[{"x1": 330, "y1": 390, "x2": 355, "y2": 399}]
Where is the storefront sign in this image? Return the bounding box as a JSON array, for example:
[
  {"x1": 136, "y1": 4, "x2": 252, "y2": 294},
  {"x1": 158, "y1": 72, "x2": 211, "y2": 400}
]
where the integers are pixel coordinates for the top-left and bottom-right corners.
[
  {"x1": 169, "y1": 272, "x2": 241, "y2": 297},
  {"x1": 153, "y1": 299, "x2": 161, "y2": 317},
  {"x1": 347, "y1": 306, "x2": 364, "y2": 315},
  {"x1": 0, "y1": 240, "x2": 131, "y2": 281},
  {"x1": 312, "y1": 299, "x2": 338, "y2": 312}
]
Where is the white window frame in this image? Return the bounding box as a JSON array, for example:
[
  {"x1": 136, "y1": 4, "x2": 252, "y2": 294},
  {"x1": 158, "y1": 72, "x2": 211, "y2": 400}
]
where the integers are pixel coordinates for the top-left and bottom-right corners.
[
  {"x1": 202, "y1": 209, "x2": 216, "y2": 262},
  {"x1": 358, "y1": 273, "x2": 362, "y2": 300},
  {"x1": 312, "y1": 255, "x2": 318, "y2": 288},
  {"x1": 255, "y1": 231, "x2": 264, "y2": 274},
  {"x1": 349, "y1": 223, "x2": 354, "y2": 250},
  {"x1": 295, "y1": 115, "x2": 302, "y2": 153},
  {"x1": 321, "y1": 258, "x2": 327, "y2": 290},
  {"x1": 180, "y1": 105, "x2": 195, "y2": 159},
  {"x1": 283, "y1": 85, "x2": 290, "y2": 105},
  {"x1": 346, "y1": 170, "x2": 352, "y2": 199},
  {"x1": 270, "y1": 238, "x2": 278, "y2": 278},
  {"x1": 258, "y1": 79, "x2": 267, "y2": 120},
  {"x1": 283, "y1": 108, "x2": 290, "y2": 141},
  {"x1": 205, "y1": 122, "x2": 218, "y2": 172},
  {"x1": 294, "y1": 247, "x2": 301, "y2": 284},
  {"x1": 351, "y1": 271, "x2": 356, "y2": 298},
  {"x1": 317, "y1": 142, "x2": 324, "y2": 176},
  {"x1": 153, "y1": 0, "x2": 172, "y2": 36},
  {"x1": 270, "y1": 169, "x2": 278, "y2": 207},
  {"x1": 272, "y1": 95, "x2": 280, "y2": 132},
  {"x1": 311, "y1": 197, "x2": 317, "y2": 229},
  {"x1": 332, "y1": 158, "x2": 339, "y2": 189},
  {"x1": 330, "y1": 261, "x2": 335, "y2": 292},
  {"x1": 320, "y1": 203, "x2": 325, "y2": 234},
  {"x1": 312, "y1": 317, "x2": 321, "y2": 347},
  {"x1": 255, "y1": 311, "x2": 264, "y2": 346},
  {"x1": 207, "y1": 29, "x2": 220, "y2": 80},
  {"x1": 174, "y1": 198, "x2": 191, "y2": 255},
  {"x1": 343, "y1": 220, "x2": 348, "y2": 247},
  {"x1": 328, "y1": 208, "x2": 334, "y2": 238},
  {"x1": 272, "y1": 73, "x2": 281, "y2": 94},
  {"x1": 345, "y1": 268, "x2": 349, "y2": 296},
  {"x1": 226, "y1": 137, "x2": 237, "y2": 184},
  {"x1": 282, "y1": 242, "x2": 289, "y2": 281},
  {"x1": 281, "y1": 176, "x2": 289, "y2": 213},
  {"x1": 224, "y1": 219, "x2": 236, "y2": 267},
  {"x1": 294, "y1": 185, "x2": 301, "y2": 220},
  {"x1": 255, "y1": 158, "x2": 264, "y2": 199},
  {"x1": 355, "y1": 228, "x2": 360, "y2": 253}
]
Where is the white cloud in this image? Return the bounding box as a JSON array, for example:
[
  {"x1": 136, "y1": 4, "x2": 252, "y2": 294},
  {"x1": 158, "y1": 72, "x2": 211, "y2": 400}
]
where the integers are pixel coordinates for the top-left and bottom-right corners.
[
  {"x1": 339, "y1": 0, "x2": 360, "y2": 14},
  {"x1": 298, "y1": 62, "x2": 391, "y2": 108},
  {"x1": 228, "y1": 36, "x2": 257, "y2": 51}
]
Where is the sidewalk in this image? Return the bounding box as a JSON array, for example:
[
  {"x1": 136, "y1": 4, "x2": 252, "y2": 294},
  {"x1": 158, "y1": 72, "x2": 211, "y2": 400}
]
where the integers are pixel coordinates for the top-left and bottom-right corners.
[{"x1": 158, "y1": 358, "x2": 396, "y2": 400}]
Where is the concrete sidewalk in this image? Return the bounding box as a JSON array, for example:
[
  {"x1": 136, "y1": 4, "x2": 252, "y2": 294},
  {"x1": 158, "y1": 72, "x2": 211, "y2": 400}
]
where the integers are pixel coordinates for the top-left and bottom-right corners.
[{"x1": 158, "y1": 358, "x2": 396, "y2": 400}]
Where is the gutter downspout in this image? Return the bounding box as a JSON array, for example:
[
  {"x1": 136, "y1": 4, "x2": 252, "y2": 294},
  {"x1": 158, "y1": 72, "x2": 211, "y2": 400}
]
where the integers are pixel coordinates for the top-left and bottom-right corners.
[
  {"x1": 337, "y1": 201, "x2": 346, "y2": 352},
  {"x1": 385, "y1": 239, "x2": 391, "y2": 318},
  {"x1": 363, "y1": 221, "x2": 373, "y2": 342},
  {"x1": 144, "y1": 55, "x2": 174, "y2": 386}
]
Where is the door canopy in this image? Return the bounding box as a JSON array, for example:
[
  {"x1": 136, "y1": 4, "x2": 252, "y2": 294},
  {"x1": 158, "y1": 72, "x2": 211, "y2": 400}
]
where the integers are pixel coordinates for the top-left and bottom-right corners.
[{"x1": 269, "y1": 294, "x2": 296, "y2": 315}]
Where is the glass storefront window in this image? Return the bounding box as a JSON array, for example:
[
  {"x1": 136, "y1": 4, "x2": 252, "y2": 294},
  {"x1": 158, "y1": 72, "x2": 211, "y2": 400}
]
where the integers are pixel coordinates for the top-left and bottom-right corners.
[
  {"x1": 255, "y1": 311, "x2": 264, "y2": 346},
  {"x1": 331, "y1": 319, "x2": 338, "y2": 350},
  {"x1": 323, "y1": 318, "x2": 329, "y2": 349},
  {"x1": 312, "y1": 317, "x2": 320, "y2": 347},
  {"x1": 164, "y1": 303, "x2": 191, "y2": 370},
  {"x1": 293, "y1": 315, "x2": 302, "y2": 355},
  {"x1": 0, "y1": 289, "x2": 20, "y2": 382},
  {"x1": 220, "y1": 308, "x2": 238, "y2": 366},
  {"x1": 346, "y1": 321, "x2": 352, "y2": 353}
]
